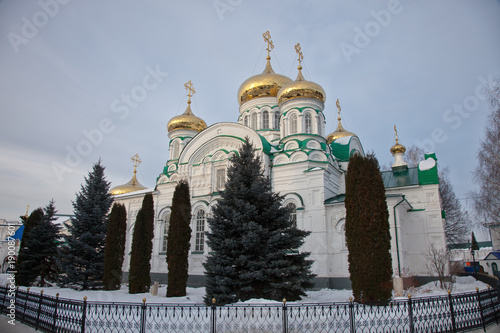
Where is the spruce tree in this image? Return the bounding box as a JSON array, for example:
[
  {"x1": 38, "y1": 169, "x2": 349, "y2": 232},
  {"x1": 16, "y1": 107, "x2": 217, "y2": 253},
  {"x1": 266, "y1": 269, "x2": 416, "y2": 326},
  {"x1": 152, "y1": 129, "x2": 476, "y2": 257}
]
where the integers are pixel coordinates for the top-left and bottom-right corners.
[
  {"x1": 204, "y1": 137, "x2": 314, "y2": 305},
  {"x1": 129, "y1": 193, "x2": 155, "y2": 294},
  {"x1": 58, "y1": 160, "x2": 113, "y2": 290},
  {"x1": 16, "y1": 208, "x2": 44, "y2": 286},
  {"x1": 471, "y1": 232, "x2": 479, "y2": 251},
  {"x1": 345, "y1": 153, "x2": 392, "y2": 305},
  {"x1": 166, "y1": 180, "x2": 192, "y2": 297},
  {"x1": 22, "y1": 200, "x2": 60, "y2": 287},
  {"x1": 102, "y1": 203, "x2": 127, "y2": 290}
]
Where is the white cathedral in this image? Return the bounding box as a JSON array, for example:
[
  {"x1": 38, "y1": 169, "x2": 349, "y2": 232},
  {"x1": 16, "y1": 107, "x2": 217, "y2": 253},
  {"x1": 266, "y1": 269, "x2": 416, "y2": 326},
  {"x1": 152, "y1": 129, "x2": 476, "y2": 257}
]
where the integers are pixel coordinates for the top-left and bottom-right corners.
[{"x1": 110, "y1": 35, "x2": 447, "y2": 289}]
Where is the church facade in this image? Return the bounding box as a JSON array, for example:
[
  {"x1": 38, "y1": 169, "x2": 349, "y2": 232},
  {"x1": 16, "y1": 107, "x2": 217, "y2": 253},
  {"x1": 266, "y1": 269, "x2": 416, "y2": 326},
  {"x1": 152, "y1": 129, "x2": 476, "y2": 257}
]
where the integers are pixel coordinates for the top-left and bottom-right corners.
[{"x1": 111, "y1": 38, "x2": 447, "y2": 289}]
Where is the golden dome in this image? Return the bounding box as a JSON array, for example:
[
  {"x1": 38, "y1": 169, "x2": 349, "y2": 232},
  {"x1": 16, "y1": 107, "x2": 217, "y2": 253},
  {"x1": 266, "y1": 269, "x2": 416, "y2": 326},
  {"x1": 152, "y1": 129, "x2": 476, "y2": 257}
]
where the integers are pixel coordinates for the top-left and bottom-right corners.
[
  {"x1": 326, "y1": 99, "x2": 356, "y2": 144},
  {"x1": 277, "y1": 66, "x2": 326, "y2": 105},
  {"x1": 110, "y1": 173, "x2": 147, "y2": 195},
  {"x1": 167, "y1": 102, "x2": 207, "y2": 133},
  {"x1": 237, "y1": 57, "x2": 292, "y2": 105},
  {"x1": 390, "y1": 125, "x2": 406, "y2": 154}
]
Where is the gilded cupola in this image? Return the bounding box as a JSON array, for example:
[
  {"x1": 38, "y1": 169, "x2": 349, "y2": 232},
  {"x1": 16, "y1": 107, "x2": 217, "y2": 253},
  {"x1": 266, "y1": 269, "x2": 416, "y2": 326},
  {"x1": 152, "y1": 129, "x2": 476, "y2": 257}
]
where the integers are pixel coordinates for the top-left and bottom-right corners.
[
  {"x1": 326, "y1": 99, "x2": 357, "y2": 144},
  {"x1": 110, "y1": 154, "x2": 148, "y2": 195},
  {"x1": 167, "y1": 81, "x2": 207, "y2": 133},
  {"x1": 237, "y1": 31, "x2": 292, "y2": 105},
  {"x1": 277, "y1": 43, "x2": 326, "y2": 105}
]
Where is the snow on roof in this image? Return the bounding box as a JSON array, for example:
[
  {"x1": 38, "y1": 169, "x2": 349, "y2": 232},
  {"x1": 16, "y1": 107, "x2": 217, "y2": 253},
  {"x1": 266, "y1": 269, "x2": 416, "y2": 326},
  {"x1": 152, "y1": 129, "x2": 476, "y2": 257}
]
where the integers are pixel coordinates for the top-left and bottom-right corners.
[
  {"x1": 418, "y1": 157, "x2": 436, "y2": 171},
  {"x1": 334, "y1": 135, "x2": 353, "y2": 145}
]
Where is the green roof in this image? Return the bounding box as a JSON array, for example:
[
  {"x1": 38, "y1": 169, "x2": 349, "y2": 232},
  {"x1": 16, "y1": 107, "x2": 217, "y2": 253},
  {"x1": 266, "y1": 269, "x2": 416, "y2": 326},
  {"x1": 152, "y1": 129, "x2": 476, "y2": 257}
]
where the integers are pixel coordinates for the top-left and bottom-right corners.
[{"x1": 381, "y1": 167, "x2": 419, "y2": 188}]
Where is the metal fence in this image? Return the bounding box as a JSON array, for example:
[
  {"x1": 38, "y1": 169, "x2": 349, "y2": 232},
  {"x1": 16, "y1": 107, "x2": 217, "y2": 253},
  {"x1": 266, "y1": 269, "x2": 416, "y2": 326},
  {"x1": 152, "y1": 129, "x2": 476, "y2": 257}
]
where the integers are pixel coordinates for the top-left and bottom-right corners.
[{"x1": 0, "y1": 285, "x2": 498, "y2": 332}]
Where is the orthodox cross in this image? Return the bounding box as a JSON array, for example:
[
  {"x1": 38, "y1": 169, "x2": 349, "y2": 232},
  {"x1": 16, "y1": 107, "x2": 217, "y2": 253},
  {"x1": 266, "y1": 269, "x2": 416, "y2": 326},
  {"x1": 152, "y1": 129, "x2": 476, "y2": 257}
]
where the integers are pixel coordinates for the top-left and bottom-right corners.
[
  {"x1": 25, "y1": 204, "x2": 30, "y2": 218},
  {"x1": 336, "y1": 99, "x2": 342, "y2": 121},
  {"x1": 184, "y1": 80, "x2": 196, "y2": 104},
  {"x1": 263, "y1": 31, "x2": 274, "y2": 58},
  {"x1": 394, "y1": 125, "x2": 400, "y2": 144},
  {"x1": 131, "y1": 153, "x2": 142, "y2": 173},
  {"x1": 295, "y1": 43, "x2": 303, "y2": 67}
]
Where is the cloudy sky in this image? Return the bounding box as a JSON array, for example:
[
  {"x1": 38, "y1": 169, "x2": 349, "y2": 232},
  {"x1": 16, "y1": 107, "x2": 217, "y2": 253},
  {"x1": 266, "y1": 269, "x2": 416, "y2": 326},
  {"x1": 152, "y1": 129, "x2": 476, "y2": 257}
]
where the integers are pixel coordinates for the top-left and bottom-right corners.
[{"x1": 1, "y1": 0, "x2": 499, "y2": 223}]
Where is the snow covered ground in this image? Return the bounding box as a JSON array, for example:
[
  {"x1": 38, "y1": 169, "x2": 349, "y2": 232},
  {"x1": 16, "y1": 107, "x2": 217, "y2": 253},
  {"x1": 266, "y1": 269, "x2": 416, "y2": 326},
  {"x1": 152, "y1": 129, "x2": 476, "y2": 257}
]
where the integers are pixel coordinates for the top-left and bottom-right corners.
[{"x1": 0, "y1": 274, "x2": 490, "y2": 304}]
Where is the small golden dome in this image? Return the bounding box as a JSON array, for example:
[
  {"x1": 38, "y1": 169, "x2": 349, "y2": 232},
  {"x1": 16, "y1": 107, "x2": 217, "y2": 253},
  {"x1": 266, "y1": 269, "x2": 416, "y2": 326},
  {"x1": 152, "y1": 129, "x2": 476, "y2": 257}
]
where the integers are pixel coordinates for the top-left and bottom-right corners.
[
  {"x1": 110, "y1": 173, "x2": 147, "y2": 195},
  {"x1": 390, "y1": 125, "x2": 406, "y2": 154},
  {"x1": 326, "y1": 120, "x2": 356, "y2": 144},
  {"x1": 277, "y1": 67, "x2": 326, "y2": 105},
  {"x1": 237, "y1": 57, "x2": 293, "y2": 105},
  {"x1": 167, "y1": 102, "x2": 207, "y2": 133}
]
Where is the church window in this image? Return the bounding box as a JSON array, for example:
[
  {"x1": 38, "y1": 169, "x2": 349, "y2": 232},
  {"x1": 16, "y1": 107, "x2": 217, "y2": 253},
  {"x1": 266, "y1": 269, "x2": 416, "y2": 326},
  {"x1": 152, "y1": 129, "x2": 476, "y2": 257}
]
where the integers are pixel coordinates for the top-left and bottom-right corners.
[
  {"x1": 290, "y1": 114, "x2": 298, "y2": 134},
  {"x1": 251, "y1": 113, "x2": 257, "y2": 129},
  {"x1": 171, "y1": 141, "x2": 179, "y2": 160},
  {"x1": 216, "y1": 168, "x2": 225, "y2": 190},
  {"x1": 161, "y1": 213, "x2": 170, "y2": 253},
  {"x1": 305, "y1": 113, "x2": 312, "y2": 134},
  {"x1": 244, "y1": 115, "x2": 248, "y2": 126},
  {"x1": 287, "y1": 203, "x2": 297, "y2": 228},
  {"x1": 274, "y1": 112, "x2": 280, "y2": 129},
  {"x1": 262, "y1": 111, "x2": 269, "y2": 129},
  {"x1": 317, "y1": 115, "x2": 322, "y2": 135},
  {"x1": 195, "y1": 210, "x2": 205, "y2": 252}
]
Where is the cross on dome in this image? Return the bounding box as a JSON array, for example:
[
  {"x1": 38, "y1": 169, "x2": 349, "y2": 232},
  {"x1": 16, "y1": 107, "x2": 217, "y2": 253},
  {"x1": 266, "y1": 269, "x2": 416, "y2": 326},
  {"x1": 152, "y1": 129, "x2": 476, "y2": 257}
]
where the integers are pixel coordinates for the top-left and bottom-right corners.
[
  {"x1": 131, "y1": 153, "x2": 142, "y2": 174},
  {"x1": 184, "y1": 80, "x2": 196, "y2": 104},
  {"x1": 262, "y1": 31, "x2": 274, "y2": 59},
  {"x1": 295, "y1": 43, "x2": 303, "y2": 68}
]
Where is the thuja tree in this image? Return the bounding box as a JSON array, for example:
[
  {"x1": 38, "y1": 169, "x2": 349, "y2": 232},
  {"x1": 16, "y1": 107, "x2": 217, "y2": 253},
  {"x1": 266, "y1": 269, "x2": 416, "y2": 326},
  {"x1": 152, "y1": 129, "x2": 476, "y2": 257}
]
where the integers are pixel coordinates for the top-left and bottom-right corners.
[
  {"x1": 102, "y1": 203, "x2": 127, "y2": 290},
  {"x1": 58, "y1": 160, "x2": 113, "y2": 290},
  {"x1": 16, "y1": 208, "x2": 44, "y2": 286},
  {"x1": 166, "y1": 180, "x2": 192, "y2": 297},
  {"x1": 345, "y1": 153, "x2": 392, "y2": 305},
  {"x1": 129, "y1": 193, "x2": 155, "y2": 294},
  {"x1": 204, "y1": 137, "x2": 314, "y2": 305}
]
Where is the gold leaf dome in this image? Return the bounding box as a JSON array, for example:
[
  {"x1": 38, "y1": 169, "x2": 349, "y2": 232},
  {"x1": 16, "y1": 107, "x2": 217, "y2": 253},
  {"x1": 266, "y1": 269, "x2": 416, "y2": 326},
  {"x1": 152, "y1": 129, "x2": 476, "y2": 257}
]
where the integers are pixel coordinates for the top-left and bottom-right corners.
[
  {"x1": 277, "y1": 67, "x2": 326, "y2": 105},
  {"x1": 167, "y1": 102, "x2": 207, "y2": 133},
  {"x1": 390, "y1": 125, "x2": 406, "y2": 154},
  {"x1": 326, "y1": 99, "x2": 356, "y2": 144},
  {"x1": 237, "y1": 57, "x2": 292, "y2": 105},
  {"x1": 110, "y1": 173, "x2": 147, "y2": 195}
]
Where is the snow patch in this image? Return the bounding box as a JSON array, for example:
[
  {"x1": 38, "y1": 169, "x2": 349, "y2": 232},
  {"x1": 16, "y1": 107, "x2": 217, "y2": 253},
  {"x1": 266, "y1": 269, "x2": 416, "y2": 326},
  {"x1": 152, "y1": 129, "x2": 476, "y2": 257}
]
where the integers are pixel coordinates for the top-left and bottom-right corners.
[
  {"x1": 418, "y1": 157, "x2": 436, "y2": 171},
  {"x1": 334, "y1": 136, "x2": 353, "y2": 145}
]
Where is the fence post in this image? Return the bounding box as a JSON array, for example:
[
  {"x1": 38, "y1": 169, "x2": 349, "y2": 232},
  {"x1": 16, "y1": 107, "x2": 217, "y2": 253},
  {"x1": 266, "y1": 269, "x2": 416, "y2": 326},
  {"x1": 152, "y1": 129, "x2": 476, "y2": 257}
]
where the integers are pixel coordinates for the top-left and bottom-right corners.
[
  {"x1": 448, "y1": 290, "x2": 456, "y2": 333},
  {"x1": 21, "y1": 287, "x2": 29, "y2": 322},
  {"x1": 490, "y1": 286, "x2": 499, "y2": 325},
  {"x1": 407, "y1": 295, "x2": 414, "y2": 333},
  {"x1": 140, "y1": 298, "x2": 147, "y2": 333},
  {"x1": 349, "y1": 297, "x2": 355, "y2": 333},
  {"x1": 52, "y1": 293, "x2": 59, "y2": 332},
  {"x1": 476, "y1": 287, "x2": 486, "y2": 332},
  {"x1": 35, "y1": 290, "x2": 44, "y2": 330},
  {"x1": 210, "y1": 298, "x2": 217, "y2": 333},
  {"x1": 81, "y1": 296, "x2": 87, "y2": 333},
  {"x1": 282, "y1": 298, "x2": 288, "y2": 333}
]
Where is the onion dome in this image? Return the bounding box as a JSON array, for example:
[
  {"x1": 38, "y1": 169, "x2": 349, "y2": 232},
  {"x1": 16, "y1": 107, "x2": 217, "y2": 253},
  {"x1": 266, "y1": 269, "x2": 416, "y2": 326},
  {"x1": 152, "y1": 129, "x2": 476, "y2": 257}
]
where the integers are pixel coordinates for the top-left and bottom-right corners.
[
  {"x1": 277, "y1": 43, "x2": 325, "y2": 105},
  {"x1": 237, "y1": 56, "x2": 292, "y2": 105},
  {"x1": 110, "y1": 154, "x2": 148, "y2": 195},
  {"x1": 167, "y1": 81, "x2": 207, "y2": 133},
  {"x1": 326, "y1": 99, "x2": 356, "y2": 144},
  {"x1": 390, "y1": 125, "x2": 406, "y2": 155}
]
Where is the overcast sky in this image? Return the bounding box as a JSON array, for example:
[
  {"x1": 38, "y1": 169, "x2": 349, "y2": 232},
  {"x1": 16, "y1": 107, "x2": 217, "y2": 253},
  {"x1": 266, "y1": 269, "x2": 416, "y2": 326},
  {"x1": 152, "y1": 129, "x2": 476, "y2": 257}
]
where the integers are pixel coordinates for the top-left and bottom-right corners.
[{"x1": 1, "y1": 0, "x2": 499, "y2": 225}]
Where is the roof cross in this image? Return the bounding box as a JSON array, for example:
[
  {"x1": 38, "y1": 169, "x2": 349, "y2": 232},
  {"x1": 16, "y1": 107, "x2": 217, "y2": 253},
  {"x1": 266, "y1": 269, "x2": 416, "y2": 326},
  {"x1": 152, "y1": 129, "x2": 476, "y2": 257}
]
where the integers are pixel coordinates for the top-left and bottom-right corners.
[
  {"x1": 295, "y1": 43, "x2": 303, "y2": 67},
  {"x1": 262, "y1": 31, "x2": 274, "y2": 59},
  {"x1": 184, "y1": 80, "x2": 196, "y2": 104},
  {"x1": 336, "y1": 99, "x2": 342, "y2": 121},
  {"x1": 394, "y1": 125, "x2": 400, "y2": 144},
  {"x1": 131, "y1": 153, "x2": 142, "y2": 174}
]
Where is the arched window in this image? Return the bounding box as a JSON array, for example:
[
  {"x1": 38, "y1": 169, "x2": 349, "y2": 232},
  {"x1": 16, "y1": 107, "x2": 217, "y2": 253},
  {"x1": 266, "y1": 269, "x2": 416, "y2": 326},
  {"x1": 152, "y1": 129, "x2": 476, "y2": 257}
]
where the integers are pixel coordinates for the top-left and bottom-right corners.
[
  {"x1": 195, "y1": 210, "x2": 205, "y2": 252},
  {"x1": 251, "y1": 113, "x2": 257, "y2": 129},
  {"x1": 290, "y1": 114, "x2": 298, "y2": 134},
  {"x1": 216, "y1": 168, "x2": 225, "y2": 189},
  {"x1": 262, "y1": 111, "x2": 269, "y2": 129},
  {"x1": 274, "y1": 112, "x2": 280, "y2": 130},
  {"x1": 305, "y1": 113, "x2": 312, "y2": 134},
  {"x1": 161, "y1": 213, "x2": 170, "y2": 252},
  {"x1": 317, "y1": 115, "x2": 322, "y2": 135},
  {"x1": 244, "y1": 115, "x2": 248, "y2": 127},
  {"x1": 171, "y1": 141, "x2": 179, "y2": 160},
  {"x1": 287, "y1": 203, "x2": 297, "y2": 228}
]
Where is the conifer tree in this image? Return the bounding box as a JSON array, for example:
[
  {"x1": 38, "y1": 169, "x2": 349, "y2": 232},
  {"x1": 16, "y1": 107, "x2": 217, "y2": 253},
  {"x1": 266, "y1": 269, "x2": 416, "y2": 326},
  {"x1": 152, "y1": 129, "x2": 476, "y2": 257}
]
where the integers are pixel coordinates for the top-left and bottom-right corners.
[
  {"x1": 345, "y1": 153, "x2": 392, "y2": 305},
  {"x1": 204, "y1": 137, "x2": 314, "y2": 305},
  {"x1": 16, "y1": 208, "x2": 44, "y2": 286},
  {"x1": 166, "y1": 180, "x2": 192, "y2": 297},
  {"x1": 471, "y1": 232, "x2": 479, "y2": 251},
  {"x1": 102, "y1": 203, "x2": 127, "y2": 290},
  {"x1": 129, "y1": 193, "x2": 155, "y2": 294},
  {"x1": 22, "y1": 200, "x2": 60, "y2": 287},
  {"x1": 58, "y1": 160, "x2": 113, "y2": 290}
]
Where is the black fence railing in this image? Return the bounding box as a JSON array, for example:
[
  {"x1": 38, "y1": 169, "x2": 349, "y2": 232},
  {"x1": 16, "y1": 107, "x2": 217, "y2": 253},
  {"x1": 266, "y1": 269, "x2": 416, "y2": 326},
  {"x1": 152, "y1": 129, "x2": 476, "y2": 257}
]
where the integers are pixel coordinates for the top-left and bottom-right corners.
[{"x1": 0, "y1": 285, "x2": 498, "y2": 332}]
